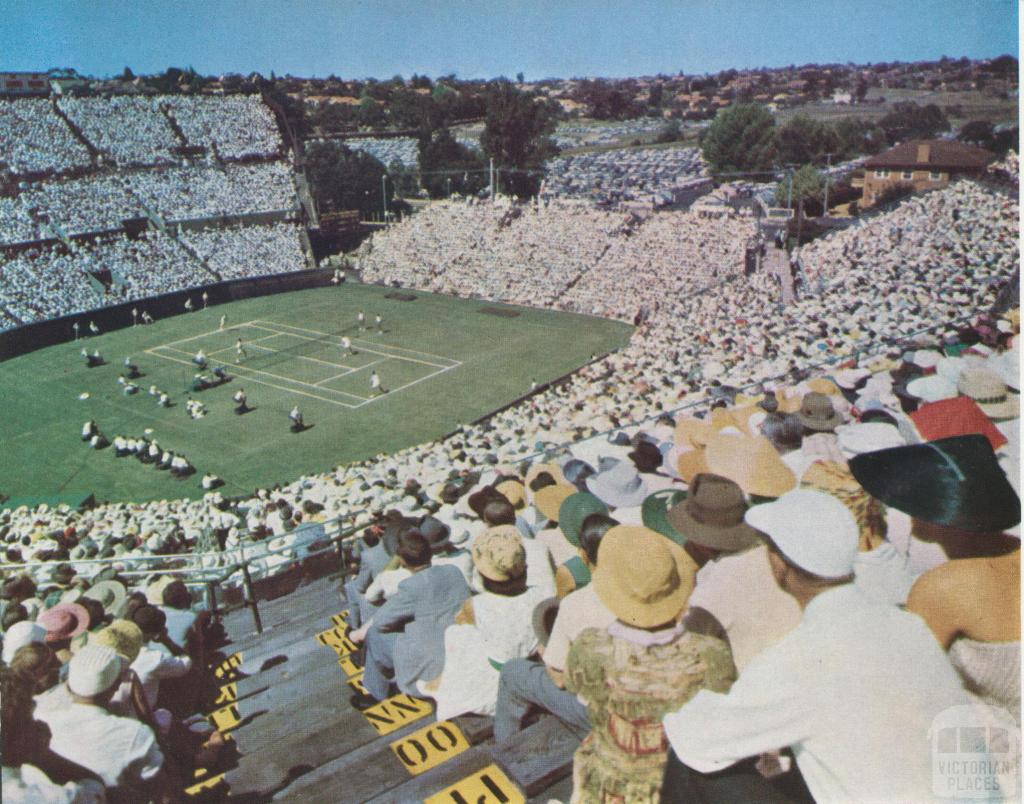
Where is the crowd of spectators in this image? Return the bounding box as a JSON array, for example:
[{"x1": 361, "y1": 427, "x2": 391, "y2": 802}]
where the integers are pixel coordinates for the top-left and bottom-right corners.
[
  {"x1": 1, "y1": 563, "x2": 231, "y2": 801},
  {"x1": 1, "y1": 94, "x2": 283, "y2": 179},
  {"x1": 344, "y1": 137, "x2": 420, "y2": 170},
  {"x1": 1, "y1": 244, "x2": 107, "y2": 324},
  {"x1": 543, "y1": 146, "x2": 707, "y2": 204},
  {"x1": 362, "y1": 199, "x2": 626, "y2": 306},
  {"x1": 164, "y1": 95, "x2": 282, "y2": 160},
  {"x1": 0, "y1": 166, "x2": 1019, "y2": 799},
  {"x1": 0, "y1": 98, "x2": 92, "y2": 175},
  {"x1": 1, "y1": 176, "x2": 1014, "y2": 554},
  {"x1": 552, "y1": 120, "x2": 668, "y2": 149},
  {"x1": 0, "y1": 196, "x2": 42, "y2": 243},
  {"x1": 127, "y1": 163, "x2": 297, "y2": 222},
  {"x1": 0, "y1": 222, "x2": 306, "y2": 329},
  {"x1": 4, "y1": 163, "x2": 297, "y2": 245},
  {"x1": 182, "y1": 222, "x2": 307, "y2": 280},
  {"x1": 58, "y1": 96, "x2": 180, "y2": 167}
]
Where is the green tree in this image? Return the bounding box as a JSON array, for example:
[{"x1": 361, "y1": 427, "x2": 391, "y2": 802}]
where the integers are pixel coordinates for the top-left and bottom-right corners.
[
  {"x1": 855, "y1": 77, "x2": 868, "y2": 102},
  {"x1": 418, "y1": 128, "x2": 486, "y2": 198},
  {"x1": 879, "y1": 102, "x2": 950, "y2": 144},
  {"x1": 701, "y1": 103, "x2": 777, "y2": 175},
  {"x1": 776, "y1": 114, "x2": 837, "y2": 166},
  {"x1": 958, "y1": 120, "x2": 995, "y2": 146},
  {"x1": 775, "y1": 164, "x2": 824, "y2": 212},
  {"x1": 305, "y1": 141, "x2": 388, "y2": 217},
  {"x1": 480, "y1": 80, "x2": 558, "y2": 197},
  {"x1": 388, "y1": 160, "x2": 420, "y2": 197},
  {"x1": 357, "y1": 96, "x2": 386, "y2": 129},
  {"x1": 833, "y1": 117, "x2": 885, "y2": 159},
  {"x1": 654, "y1": 120, "x2": 682, "y2": 143}
]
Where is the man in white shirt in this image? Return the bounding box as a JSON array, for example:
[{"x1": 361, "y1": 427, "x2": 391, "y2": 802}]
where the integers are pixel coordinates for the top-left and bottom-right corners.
[
  {"x1": 662, "y1": 490, "x2": 977, "y2": 803},
  {"x1": 130, "y1": 605, "x2": 192, "y2": 710},
  {"x1": 36, "y1": 644, "x2": 173, "y2": 799}
]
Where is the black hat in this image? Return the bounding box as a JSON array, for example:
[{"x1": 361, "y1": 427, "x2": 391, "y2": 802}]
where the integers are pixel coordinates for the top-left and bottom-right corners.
[
  {"x1": 132, "y1": 604, "x2": 167, "y2": 634},
  {"x1": 628, "y1": 440, "x2": 664, "y2": 474},
  {"x1": 468, "y1": 485, "x2": 505, "y2": 518},
  {"x1": 382, "y1": 516, "x2": 417, "y2": 556},
  {"x1": 849, "y1": 435, "x2": 1021, "y2": 533},
  {"x1": 439, "y1": 483, "x2": 462, "y2": 505},
  {"x1": 418, "y1": 516, "x2": 452, "y2": 553}
]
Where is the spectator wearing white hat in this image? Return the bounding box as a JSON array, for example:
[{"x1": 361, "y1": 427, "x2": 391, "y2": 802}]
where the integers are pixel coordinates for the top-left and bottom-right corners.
[
  {"x1": 35, "y1": 644, "x2": 174, "y2": 799},
  {"x1": 662, "y1": 489, "x2": 978, "y2": 803},
  {"x1": 2, "y1": 620, "x2": 47, "y2": 664},
  {"x1": 1, "y1": 668, "x2": 106, "y2": 804}
]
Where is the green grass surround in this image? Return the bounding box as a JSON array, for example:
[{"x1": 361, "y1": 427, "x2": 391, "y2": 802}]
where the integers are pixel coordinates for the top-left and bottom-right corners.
[{"x1": 0, "y1": 285, "x2": 633, "y2": 505}]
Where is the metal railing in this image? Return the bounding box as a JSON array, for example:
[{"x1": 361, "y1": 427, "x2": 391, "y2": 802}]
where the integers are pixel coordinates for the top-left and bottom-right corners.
[{"x1": 3, "y1": 515, "x2": 369, "y2": 635}]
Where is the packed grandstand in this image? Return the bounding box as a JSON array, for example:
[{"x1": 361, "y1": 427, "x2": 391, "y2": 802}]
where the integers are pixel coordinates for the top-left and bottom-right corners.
[{"x1": 0, "y1": 87, "x2": 1020, "y2": 803}]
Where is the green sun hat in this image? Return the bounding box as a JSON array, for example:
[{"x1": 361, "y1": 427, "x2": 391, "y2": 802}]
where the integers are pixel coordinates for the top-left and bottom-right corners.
[
  {"x1": 641, "y1": 488, "x2": 689, "y2": 546},
  {"x1": 558, "y1": 492, "x2": 609, "y2": 547}
]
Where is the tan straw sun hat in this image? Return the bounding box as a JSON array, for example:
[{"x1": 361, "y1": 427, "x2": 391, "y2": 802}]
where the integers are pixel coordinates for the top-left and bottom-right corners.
[{"x1": 593, "y1": 525, "x2": 697, "y2": 629}]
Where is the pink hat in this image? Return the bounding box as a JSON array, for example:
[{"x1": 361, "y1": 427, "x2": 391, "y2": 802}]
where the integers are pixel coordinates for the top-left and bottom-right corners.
[{"x1": 38, "y1": 602, "x2": 89, "y2": 643}]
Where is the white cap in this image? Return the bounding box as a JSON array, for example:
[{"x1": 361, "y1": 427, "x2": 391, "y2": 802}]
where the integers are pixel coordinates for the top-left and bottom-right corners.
[
  {"x1": 745, "y1": 489, "x2": 859, "y2": 578},
  {"x1": 2, "y1": 620, "x2": 46, "y2": 663},
  {"x1": 68, "y1": 644, "x2": 123, "y2": 696},
  {"x1": 906, "y1": 375, "x2": 958, "y2": 403},
  {"x1": 836, "y1": 422, "x2": 905, "y2": 456}
]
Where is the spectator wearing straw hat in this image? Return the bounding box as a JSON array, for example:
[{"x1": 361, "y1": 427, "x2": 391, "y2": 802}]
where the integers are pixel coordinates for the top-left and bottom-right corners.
[
  {"x1": 493, "y1": 509, "x2": 617, "y2": 746},
  {"x1": 662, "y1": 489, "x2": 975, "y2": 803},
  {"x1": 37, "y1": 603, "x2": 88, "y2": 665},
  {"x1": 565, "y1": 525, "x2": 734, "y2": 803},
  {"x1": 425, "y1": 525, "x2": 549, "y2": 721}
]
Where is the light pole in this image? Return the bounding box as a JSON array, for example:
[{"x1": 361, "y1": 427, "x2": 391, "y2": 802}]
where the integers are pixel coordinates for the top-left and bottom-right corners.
[
  {"x1": 822, "y1": 153, "x2": 832, "y2": 216},
  {"x1": 446, "y1": 177, "x2": 451, "y2": 198},
  {"x1": 381, "y1": 174, "x2": 387, "y2": 225}
]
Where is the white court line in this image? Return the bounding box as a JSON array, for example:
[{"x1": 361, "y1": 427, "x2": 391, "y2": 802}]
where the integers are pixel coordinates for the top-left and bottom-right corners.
[
  {"x1": 250, "y1": 319, "x2": 461, "y2": 369},
  {"x1": 350, "y1": 362, "x2": 461, "y2": 408},
  {"x1": 145, "y1": 318, "x2": 463, "y2": 407},
  {"x1": 153, "y1": 345, "x2": 367, "y2": 401},
  {"x1": 313, "y1": 358, "x2": 382, "y2": 387},
  {"x1": 143, "y1": 347, "x2": 361, "y2": 407},
  {"x1": 159, "y1": 320, "x2": 261, "y2": 349}
]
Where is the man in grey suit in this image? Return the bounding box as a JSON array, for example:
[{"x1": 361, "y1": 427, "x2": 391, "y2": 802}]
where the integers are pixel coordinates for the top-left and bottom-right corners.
[
  {"x1": 348, "y1": 530, "x2": 470, "y2": 708},
  {"x1": 343, "y1": 526, "x2": 392, "y2": 630}
]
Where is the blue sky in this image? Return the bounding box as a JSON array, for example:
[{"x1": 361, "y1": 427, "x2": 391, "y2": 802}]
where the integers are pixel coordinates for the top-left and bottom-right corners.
[{"x1": 0, "y1": 0, "x2": 1017, "y2": 80}]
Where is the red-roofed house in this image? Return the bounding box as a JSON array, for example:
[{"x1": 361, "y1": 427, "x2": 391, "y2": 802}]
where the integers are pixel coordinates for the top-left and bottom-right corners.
[{"x1": 861, "y1": 140, "x2": 994, "y2": 206}]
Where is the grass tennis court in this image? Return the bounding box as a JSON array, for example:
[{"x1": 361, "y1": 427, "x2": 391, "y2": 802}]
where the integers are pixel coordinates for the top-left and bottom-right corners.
[{"x1": 0, "y1": 284, "x2": 633, "y2": 505}]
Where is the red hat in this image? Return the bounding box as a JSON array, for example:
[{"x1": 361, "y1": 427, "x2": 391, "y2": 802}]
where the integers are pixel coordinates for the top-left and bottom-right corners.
[
  {"x1": 909, "y1": 396, "x2": 1008, "y2": 452},
  {"x1": 38, "y1": 602, "x2": 90, "y2": 643}
]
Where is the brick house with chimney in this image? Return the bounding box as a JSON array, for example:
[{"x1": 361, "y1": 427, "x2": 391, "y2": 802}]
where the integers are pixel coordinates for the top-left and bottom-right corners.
[{"x1": 860, "y1": 140, "x2": 994, "y2": 206}]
